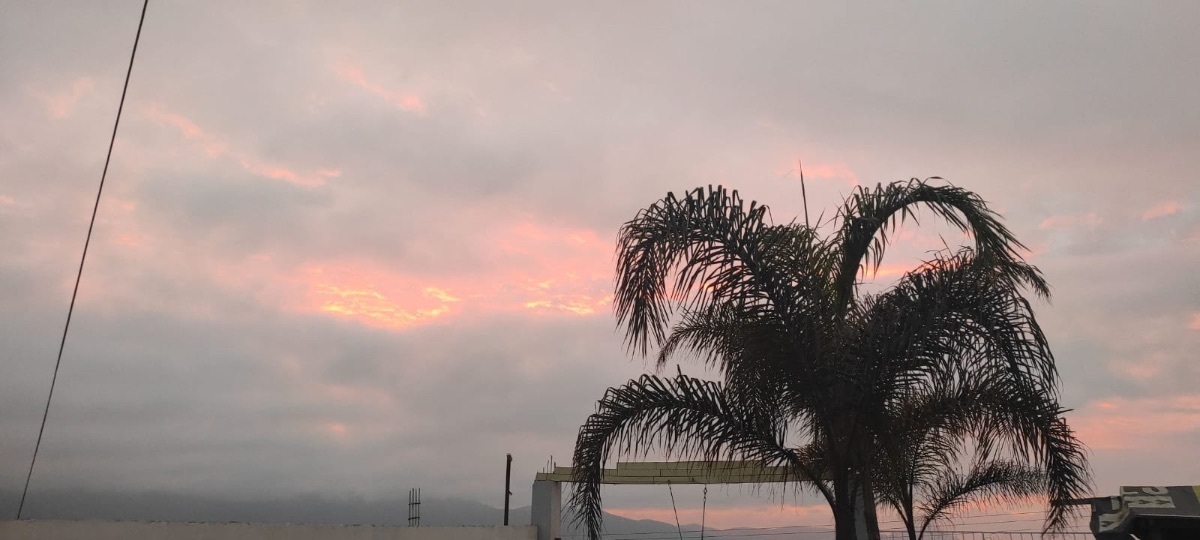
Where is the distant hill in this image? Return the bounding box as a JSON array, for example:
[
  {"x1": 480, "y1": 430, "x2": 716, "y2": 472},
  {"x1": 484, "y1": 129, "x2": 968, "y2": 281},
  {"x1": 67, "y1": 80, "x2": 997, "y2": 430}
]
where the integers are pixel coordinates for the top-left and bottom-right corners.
[{"x1": 0, "y1": 490, "x2": 715, "y2": 537}]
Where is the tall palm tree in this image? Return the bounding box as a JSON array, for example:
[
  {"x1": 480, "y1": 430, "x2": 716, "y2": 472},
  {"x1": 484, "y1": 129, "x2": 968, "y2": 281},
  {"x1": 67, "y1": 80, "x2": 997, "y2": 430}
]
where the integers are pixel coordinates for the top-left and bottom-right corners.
[{"x1": 569, "y1": 180, "x2": 1090, "y2": 540}]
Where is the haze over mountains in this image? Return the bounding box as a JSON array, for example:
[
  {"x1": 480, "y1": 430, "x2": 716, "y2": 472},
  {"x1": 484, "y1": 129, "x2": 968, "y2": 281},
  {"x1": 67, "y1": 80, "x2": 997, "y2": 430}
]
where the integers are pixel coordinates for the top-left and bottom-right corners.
[
  {"x1": 4, "y1": 490, "x2": 747, "y2": 537},
  {"x1": 5, "y1": 489, "x2": 844, "y2": 538}
]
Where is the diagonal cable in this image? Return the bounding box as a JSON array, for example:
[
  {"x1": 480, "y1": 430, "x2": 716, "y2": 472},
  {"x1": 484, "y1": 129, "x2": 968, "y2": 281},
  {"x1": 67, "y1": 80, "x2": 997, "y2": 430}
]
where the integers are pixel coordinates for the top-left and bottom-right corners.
[{"x1": 17, "y1": 0, "x2": 151, "y2": 520}]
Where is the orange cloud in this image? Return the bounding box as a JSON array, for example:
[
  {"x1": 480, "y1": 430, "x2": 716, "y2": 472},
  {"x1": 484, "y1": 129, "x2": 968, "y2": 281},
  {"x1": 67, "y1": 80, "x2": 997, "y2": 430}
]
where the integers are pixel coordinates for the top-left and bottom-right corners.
[
  {"x1": 1070, "y1": 395, "x2": 1200, "y2": 450},
  {"x1": 144, "y1": 104, "x2": 333, "y2": 187},
  {"x1": 294, "y1": 221, "x2": 613, "y2": 330},
  {"x1": 523, "y1": 294, "x2": 613, "y2": 316},
  {"x1": 334, "y1": 64, "x2": 426, "y2": 115},
  {"x1": 83, "y1": 214, "x2": 613, "y2": 331},
  {"x1": 1142, "y1": 201, "x2": 1182, "y2": 221},
  {"x1": 1189, "y1": 313, "x2": 1200, "y2": 331},
  {"x1": 33, "y1": 77, "x2": 95, "y2": 118},
  {"x1": 304, "y1": 266, "x2": 460, "y2": 330},
  {"x1": 1039, "y1": 212, "x2": 1101, "y2": 230}
]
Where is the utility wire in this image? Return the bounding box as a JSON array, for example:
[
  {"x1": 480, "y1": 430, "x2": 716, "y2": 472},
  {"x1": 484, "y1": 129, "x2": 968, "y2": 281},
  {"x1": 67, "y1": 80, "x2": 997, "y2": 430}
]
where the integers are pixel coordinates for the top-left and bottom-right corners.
[
  {"x1": 668, "y1": 482, "x2": 685, "y2": 540},
  {"x1": 16, "y1": 0, "x2": 150, "y2": 520}
]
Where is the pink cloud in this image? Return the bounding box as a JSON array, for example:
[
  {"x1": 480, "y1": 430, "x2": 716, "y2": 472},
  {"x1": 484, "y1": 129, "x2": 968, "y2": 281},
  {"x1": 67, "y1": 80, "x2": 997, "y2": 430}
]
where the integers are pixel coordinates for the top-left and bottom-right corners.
[
  {"x1": 334, "y1": 64, "x2": 426, "y2": 115},
  {"x1": 143, "y1": 103, "x2": 231, "y2": 157},
  {"x1": 522, "y1": 295, "x2": 612, "y2": 316},
  {"x1": 32, "y1": 77, "x2": 95, "y2": 118},
  {"x1": 81, "y1": 206, "x2": 615, "y2": 332},
  {"x1": 1189, "y1": 313, "x2": 1200, "y2": 330},
  {"x1": 293, "y1": 220, "x2": 613, "y2": 330},
  {"x1": 1112, "y1": 351, "x2": 1171, "y2": 381},
  {"x1": 610, "y1": 503, "x2": 832, "y2": 530},
  {"x1": 1070, "y1": 395, "x2": 1200, "y2": 450},
  {"x1": 777, "y1": 160, "x2": 860, "y2": 187},
  {"x1": 143, "y1": 104, "x2": 333, "y2": 187},
  {"x1": 866, "y1": 263, "x2": 916, "y2": 280},
  {"x1": 1142, "y1": 201, "x2": 1182, "y2": 221},
  {"x1": 1038, "y1": 212, "x2": 1101, "y2": 230}
]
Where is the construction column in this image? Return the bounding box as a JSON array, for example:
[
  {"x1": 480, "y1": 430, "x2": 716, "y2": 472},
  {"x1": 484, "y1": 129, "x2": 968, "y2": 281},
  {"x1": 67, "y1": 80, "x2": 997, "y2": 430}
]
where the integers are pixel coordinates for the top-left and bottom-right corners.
[{"x1": 530, "y1": 479, "x2": 561, "y2": 540}]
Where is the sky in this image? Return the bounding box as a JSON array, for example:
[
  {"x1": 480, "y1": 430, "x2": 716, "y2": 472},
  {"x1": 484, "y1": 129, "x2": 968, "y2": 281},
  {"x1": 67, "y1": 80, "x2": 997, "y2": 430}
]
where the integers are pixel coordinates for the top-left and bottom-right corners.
[{"x1": 2, "y1": 0, "x2": 1199, "y2": 532}]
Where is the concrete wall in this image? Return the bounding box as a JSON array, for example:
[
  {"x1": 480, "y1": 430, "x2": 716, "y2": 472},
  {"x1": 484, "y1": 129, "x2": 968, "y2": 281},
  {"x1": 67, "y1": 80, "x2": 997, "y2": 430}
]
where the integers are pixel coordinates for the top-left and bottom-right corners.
[{"x1": 0, "y1": 520, "x2": 537, "y2": 540}]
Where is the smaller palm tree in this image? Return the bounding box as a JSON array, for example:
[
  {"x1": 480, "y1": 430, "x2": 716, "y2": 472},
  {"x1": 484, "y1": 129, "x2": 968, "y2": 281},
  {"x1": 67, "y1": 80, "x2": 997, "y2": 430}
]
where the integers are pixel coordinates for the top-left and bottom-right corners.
[{"x1": 872, "y1": 375, "x2": 1052, "y2": 540}]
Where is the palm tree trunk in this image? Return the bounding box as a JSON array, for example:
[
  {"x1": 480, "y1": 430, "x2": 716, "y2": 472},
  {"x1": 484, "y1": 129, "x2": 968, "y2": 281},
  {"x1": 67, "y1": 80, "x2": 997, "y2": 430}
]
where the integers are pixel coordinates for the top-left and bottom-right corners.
[
  {"x1": 833, "y1": 475, "x2": 882, "y2": 540},
  {"x1": 832, "y1": 468, "x2": 857, "y2": 540},
  {"x1": 833, "y1": 502, "x2": 860, "y2": 540},
  {"x1": 852, "y1": 480, "x2": 882, "y2": 540}
]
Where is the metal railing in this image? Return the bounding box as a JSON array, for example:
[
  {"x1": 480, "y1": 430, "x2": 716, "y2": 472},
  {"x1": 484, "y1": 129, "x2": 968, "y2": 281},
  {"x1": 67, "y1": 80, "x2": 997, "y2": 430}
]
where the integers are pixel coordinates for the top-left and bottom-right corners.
[{"x1": 881, "y1": 531, "x2": 1093, "y2": 540}]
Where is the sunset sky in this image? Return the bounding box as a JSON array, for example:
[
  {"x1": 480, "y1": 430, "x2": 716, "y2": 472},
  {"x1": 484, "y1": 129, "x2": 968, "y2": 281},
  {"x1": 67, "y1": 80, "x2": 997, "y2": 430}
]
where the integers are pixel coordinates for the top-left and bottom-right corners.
[{"x1": 2, "y1": 0, "x2": 1198, "y2": 532}]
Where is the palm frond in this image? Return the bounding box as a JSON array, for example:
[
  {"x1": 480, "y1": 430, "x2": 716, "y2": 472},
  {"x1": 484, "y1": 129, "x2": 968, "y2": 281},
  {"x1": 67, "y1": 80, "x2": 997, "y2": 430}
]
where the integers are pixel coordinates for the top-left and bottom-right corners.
[
  {"x1": 916, "y1": 460, "x2": 1046, "y2": 539},
  {"x1": 614, "y1": 186, "x2": 832, "y2": 356},
  {"x1": 831, "y1": 179, "x2": 1040, "y2": 311},
  {"x1": 657, "y1": 302, "x2": 832, "y2": 419},
  {"x1": 856, "y1": 249, "x2": 1057, "y2": 409},
  {"x1": 966, "y1": 391, "x2": 1091, "y2": 532},
  {"x1": 569, "y1": 372, "x2": 829, "y2": 540}
]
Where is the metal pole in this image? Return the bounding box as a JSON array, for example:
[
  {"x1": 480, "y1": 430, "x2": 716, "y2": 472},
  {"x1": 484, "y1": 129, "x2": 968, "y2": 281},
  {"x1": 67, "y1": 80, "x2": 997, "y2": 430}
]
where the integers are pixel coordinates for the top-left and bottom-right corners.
[{"x1": 504, "y1": 453, "x2": 513, "y2": 525}]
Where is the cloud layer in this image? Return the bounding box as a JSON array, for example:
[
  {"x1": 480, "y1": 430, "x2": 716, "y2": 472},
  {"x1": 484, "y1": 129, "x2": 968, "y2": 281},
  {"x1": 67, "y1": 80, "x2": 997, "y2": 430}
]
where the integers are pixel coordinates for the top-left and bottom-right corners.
[{"x1": 2, "y1": 0, "x2": 1198, "y2": 528}]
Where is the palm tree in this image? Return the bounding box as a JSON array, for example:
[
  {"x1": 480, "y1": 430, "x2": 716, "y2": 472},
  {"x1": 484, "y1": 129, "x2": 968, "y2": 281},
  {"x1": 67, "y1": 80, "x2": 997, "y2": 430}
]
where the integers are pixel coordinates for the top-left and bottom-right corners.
[
  {"x1": 870, "y1": 364, "x2": 1053, "y2": 540},
  {"x1": 569, "y1": 180, "x2": 1090, "y2": 540}
]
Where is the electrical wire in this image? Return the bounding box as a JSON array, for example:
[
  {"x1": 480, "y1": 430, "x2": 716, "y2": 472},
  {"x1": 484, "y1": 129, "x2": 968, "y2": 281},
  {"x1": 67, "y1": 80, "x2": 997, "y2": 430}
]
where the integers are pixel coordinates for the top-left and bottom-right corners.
[
  {"x1": 669, "y1": 482, "x2": 685, "y2": 540},
  {"x1": 16, "y1": 0, "x2": 151, "y2": 520}
]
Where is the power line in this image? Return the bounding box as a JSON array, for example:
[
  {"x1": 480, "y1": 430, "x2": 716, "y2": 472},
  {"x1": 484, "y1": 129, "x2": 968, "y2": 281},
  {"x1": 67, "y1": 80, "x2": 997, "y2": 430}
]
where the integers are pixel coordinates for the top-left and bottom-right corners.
[{"x1": 16, "y1": 0, "x2": 151, "y2": 520}]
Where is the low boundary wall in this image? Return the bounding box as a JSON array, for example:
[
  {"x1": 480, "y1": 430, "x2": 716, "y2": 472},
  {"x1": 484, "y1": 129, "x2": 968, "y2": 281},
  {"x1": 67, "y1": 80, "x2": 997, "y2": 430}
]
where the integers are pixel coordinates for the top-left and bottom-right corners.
[{"x1": 0, "y1": 520, "x2": 537, "y2": 540}]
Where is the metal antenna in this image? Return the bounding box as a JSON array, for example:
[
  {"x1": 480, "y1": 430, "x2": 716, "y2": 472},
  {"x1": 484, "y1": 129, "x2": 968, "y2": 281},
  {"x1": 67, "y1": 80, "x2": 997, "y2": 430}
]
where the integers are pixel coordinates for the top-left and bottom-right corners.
[
  {"x1": 799, "y1": 159, "x2": 811, "y2": 228},
  {"x1": 408, "y1": 487, "x2": 421, "y2": 527},
  {"x1": 504, "y1": 454, "x2": 513, "y2": 525}
]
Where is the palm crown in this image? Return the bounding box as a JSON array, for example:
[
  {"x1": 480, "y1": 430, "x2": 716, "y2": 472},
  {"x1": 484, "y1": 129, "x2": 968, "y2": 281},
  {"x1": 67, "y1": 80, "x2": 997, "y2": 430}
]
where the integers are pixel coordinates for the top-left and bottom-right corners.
[{"x1": 570, "y1": 180, "x2": 1090, "y2": 540}]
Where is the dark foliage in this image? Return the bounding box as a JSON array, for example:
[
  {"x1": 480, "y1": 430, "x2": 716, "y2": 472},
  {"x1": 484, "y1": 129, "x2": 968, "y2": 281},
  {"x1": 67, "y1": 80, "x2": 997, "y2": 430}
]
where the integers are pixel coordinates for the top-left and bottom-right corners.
[{"x1": 572, "y1": 180, "x2": 1090, "y2": 540}]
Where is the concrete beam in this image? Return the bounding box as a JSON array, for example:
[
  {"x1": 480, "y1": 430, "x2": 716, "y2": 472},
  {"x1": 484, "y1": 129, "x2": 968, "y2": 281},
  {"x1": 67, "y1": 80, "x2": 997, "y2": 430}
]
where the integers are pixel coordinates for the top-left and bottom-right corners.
[{"x1": 533, "y1": 460, "x2": 797, "y2": 484}]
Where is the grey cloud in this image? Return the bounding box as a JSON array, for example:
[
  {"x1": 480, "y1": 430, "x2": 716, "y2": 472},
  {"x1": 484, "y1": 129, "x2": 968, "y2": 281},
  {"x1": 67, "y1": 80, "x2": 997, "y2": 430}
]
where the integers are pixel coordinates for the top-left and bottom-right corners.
[{"x1": 2, "y1": 0, "x2": 1199, "y2": 526}]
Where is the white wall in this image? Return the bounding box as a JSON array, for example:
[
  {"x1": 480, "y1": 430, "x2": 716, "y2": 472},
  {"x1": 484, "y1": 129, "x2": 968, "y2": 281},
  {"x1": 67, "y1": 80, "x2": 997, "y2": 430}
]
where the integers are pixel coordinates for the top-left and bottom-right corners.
[{"x1": 0, "y1": 520, "x2": 537, "y2": 540}]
